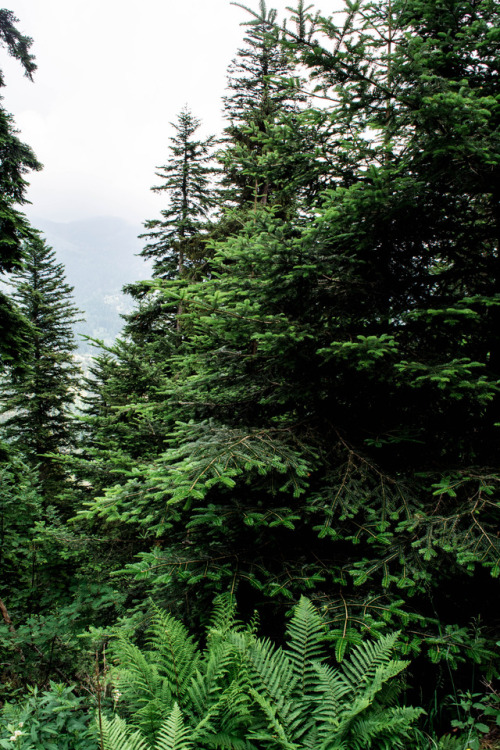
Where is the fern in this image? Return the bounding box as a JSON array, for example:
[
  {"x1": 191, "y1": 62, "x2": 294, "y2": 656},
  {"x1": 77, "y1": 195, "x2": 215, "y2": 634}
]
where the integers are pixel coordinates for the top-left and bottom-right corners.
[
  {"x1": 247, "y1": 688, "x2": 298, "y2": 749},
  {"x1": 208, "y1": 593, "x2": 240, "y2": 637},
  {"x1": 340, "y1": 632, "x2": 404, "y2": 693},
  {"x1": 244, "y1": 634, "x2": 310, "y2": 745},
  {"x1": 100, "y1": 707, "x2": 194, "y2": 750},
  {"x1": 100, "y1": 715, "x2": 150, "y2": 750},
  {"x1": 310, "y1": 661, "x2": 352, "y2": 727},
  {"x1": 147, "y1": 604, "x2": 200, "y2": 701},
  {"x1": 105, "y1": 598, "x2": 423, "y2": 750},
  {"x1": 346, "y1": 706, "x2": 424, "y2": 750},
  {"x1": 155, "y1": 703, "x2": 192, "y2": 750},
  {"x1": 188, "y1": 642, "x2": 253, "y2": 741},
  {"x1": 307, "y1": 633, "x2": 424, "y2": 749},
  {"x1": 112, "y1": 638, "x2": 163, "y2": 700},
  {"x1": 285, "y1": 596, "x2": 326, "y2": 693}
]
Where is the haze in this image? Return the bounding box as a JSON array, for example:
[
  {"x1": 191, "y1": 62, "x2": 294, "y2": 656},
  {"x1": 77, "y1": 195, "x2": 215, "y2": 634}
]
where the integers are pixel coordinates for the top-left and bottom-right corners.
[{"x1": 0, "y1": 0, "x2": 306, "y2": 224}]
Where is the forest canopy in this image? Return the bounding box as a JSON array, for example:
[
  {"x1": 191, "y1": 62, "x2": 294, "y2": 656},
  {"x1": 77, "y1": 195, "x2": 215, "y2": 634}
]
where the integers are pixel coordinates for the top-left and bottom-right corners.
[{"x1": 1, "y1": 2, "x2": 500, "y2": 749}]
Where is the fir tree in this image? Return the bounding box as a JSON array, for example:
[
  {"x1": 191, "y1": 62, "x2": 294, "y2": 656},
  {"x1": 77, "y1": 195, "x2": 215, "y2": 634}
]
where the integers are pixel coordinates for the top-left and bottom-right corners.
[
  {"x1": 138, "y1": 106, "x2": 216, "y2": 281},
  {"x1": 0, "y1": 10, "x2": 42, "y2": 371},
  {"x1": 82, "y1": 0, "x2": 500, "y2": 680},
  {"x1": 221, "y1": 0, "x2": 306, "y2": 210},
  {"x1": 126, "y1": 107, "x2": 216, "y2": 340},
  {"x1": 0, "y1": 234, "x2": 82, "y2": 497},
  {"x1": 224, "y1": 0, "x2": 295, "y2": 126}
]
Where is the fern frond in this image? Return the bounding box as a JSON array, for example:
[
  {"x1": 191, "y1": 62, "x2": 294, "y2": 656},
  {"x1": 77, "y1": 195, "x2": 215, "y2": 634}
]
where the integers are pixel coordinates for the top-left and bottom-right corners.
[
  {"x1": 100, "y1": 715, "x2": 150, "y2": 750},
  {"x1": 155, "y1": 703, "x2": 193, "y2": 750},
  {"x1": 112, "y1": 637, "x2": 163, "y2": 704},
  {"x1": 189, "y1": 637, "x2": 254, "y2": 746},
  {"x1": 347, "y1": 705, "x2": 424, "y2": 749},
  {"x1": 285, "y1": 596, "x2": 326, "y2": 693},
  {"x1": 247, "y1": 688, "x2": 297, "y2": 750},
  {"x1": 310, "y1": 661, "x2": 352, "y2": 727},
  {"x1": 203, "y1": 732, "x2": 258, "y2": 750},
  {"x1": 148, "y1": 603, "x2": 200, "y2": 701},
  {"x1": 187, "y1": 638, "x2": 241, "y2": 718},
  {"x1": 133, "y1": 696, "x2": 173, "y2": 740},
  {"x1": 245, "y1": 635, "x2": 313, "y2": 744},
  {"x1": 340, "y1": 632, "x2": 401, "y2": 690},
  {"x1": 208, "y1": 592, "x2": 239, "y2": 637},
  {"x1": 247, "y1": 636, "x2": 297, "y2": 704}
]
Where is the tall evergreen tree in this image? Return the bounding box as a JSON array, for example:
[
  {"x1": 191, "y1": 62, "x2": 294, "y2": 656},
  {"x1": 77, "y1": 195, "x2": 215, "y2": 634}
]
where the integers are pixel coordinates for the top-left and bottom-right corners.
[
  {"x1": 0, "y1": 10, "x2": 42, "y2": 371},
  {"x1": 138, "y1": 106, "x2": 216, "y2": 281},
  {"x1": 224, "y1": 0, "x2": 295, "y2": 125},
  {"x1": 221, "y1": 0, "x2": 306, "y2": 210},
  {"x1": 0, "y1": 234, "x2": 82, "y2": 497},
  {"x1": 126, "y1": 107, "x2": 216, "y2": 341},
  {"x1": 81, "y1": 0, "x2": 500, "y2": 688}
]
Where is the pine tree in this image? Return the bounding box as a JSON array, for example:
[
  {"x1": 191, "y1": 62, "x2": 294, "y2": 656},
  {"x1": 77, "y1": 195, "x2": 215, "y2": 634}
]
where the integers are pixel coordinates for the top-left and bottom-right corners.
[
  {"x1": 0, "y1": 10, "x2": 42, "y2": 371},
  {"x1": 0, "y1": 234, "x2": 82, "y2": 497}
]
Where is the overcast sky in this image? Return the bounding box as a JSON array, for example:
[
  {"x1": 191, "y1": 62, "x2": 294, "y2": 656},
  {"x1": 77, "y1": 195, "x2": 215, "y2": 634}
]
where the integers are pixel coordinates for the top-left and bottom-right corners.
[{"x1": 0, "y1": 0, "x2": 326, "y2": 226}]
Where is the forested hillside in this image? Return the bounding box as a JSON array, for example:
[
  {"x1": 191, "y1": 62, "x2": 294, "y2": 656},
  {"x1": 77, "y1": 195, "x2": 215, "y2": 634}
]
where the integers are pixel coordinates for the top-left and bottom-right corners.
[
  {"x1": 2, "y1": 1, "x2": 500, "y2": 748},
  {"x1": 33, "y1": 216, "x2": 150, "y2": 351}
]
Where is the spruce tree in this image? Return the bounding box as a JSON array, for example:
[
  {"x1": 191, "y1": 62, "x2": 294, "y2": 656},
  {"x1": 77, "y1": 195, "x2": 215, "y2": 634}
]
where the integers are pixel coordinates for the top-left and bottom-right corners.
[
  {"x1": 0, "y1": 10, "x2": 42, "y2": 371},
  {"x1": 139, "y1": 106, "x2": 216, "y2": 281},
  {"x1": 84, "y1": 0, "x2": 500, "y2": 672},
  {"x1": 126, "y1": 107, "x2": 216, "y2": 341},
  {"x1": 0, "y1": 234, "x2": 82, "y2": 497},
  {"x1": 221, "y1": 0, "x2": 306, "y2": 210},
  {"x1": 224, "y1": 0, "x2": 295, "y2": 125}
]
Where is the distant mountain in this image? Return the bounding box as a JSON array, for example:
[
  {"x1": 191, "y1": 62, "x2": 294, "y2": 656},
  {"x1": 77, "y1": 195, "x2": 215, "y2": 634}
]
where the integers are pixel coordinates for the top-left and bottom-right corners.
[{"x1": 33, "y1": 216, "x2": 152, "y2": 352}]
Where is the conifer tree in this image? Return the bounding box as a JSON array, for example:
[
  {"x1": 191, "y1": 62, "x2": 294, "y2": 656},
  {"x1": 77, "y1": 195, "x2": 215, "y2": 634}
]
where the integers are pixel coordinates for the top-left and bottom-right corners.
[
  {"x1": 0, "y1": 234, "x2": 82, "y2": 497},
  {"x1": 80, "y1": 0, "x2": 500, "y2": 692},
  {"x1": 221, "y1": 0, "x2": 306, "y2": 210},
  {"x1": 126, "y1": 107, "x2": 216, "y2": 341},
  {"x1": 224, "y1": 0, "x2": 294, "y2": 126},
  {"x1": 138, "y1": 106, "x2": 216, "y2": 281},
  {"x1": 0, "y1": 10, "x2": 42, "y2": 371}
]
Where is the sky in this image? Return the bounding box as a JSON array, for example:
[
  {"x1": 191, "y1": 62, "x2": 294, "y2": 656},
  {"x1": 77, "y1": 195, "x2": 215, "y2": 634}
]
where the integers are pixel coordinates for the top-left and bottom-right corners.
[{"x1": 0, "y1": 0, "x2": 324, "y2": 226}]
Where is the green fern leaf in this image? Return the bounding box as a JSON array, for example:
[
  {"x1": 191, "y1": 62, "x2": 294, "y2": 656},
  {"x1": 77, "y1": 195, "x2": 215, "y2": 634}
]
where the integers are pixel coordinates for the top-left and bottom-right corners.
[
  {"x1": 285, "y1": 596, "x2": 326, "y2": 693},
  {"x1": 111, "y1": 637, "x2": 164, "y2": 706},
  {"x1": 311, "y1": 661, "x2": 352, "y2": 725},
  {"x1": 247, "y1": 688, "x2": 297, "y2": 750},
  {"x1": 207, "y1": 593, "x2": 240, "y2": 640},
  {"x1": 100, "y1": 715, "x2": 150, "y2": 750},
  {"x1": 155, "y1": 703, "x2": 193, "y2": 750},
  {"x1": 340, "y1": 632, "x2": 401, "y2": 690},
  {"x1": 148, "y1": 604, "x2": 200, "y2": 701}
]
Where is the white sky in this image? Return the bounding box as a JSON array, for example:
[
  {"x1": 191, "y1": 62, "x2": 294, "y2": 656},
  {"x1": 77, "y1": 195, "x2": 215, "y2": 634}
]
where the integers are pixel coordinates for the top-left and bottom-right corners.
[{"x1": 0, "y1": 0, "x2": 325, "y2": 225}]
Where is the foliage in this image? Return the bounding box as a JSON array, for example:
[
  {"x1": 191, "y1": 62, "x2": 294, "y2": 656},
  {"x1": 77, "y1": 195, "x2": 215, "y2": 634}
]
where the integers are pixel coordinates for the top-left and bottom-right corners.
[
  {"x1": 0, "y1": 452, "x2": 126, "y2": 694},
  {"x1": 0, "y1": 234, "x2": 82, "y2": 497},
  {"x1": 4, "y1": 0, "x2": 500, "y2": 742},
  {"x1": 0, "y1": 11, "x2": 41, "y2": 371},
  {"x1": 72, "y1": 4, "x2": 500, "y2": 712},
  {"x1": 102, "y1": 596, "x2": 422, "y2": 749},
  {"x1": 447, "y1": 686, "x2": 500, "y2": 750},
  {"x1": 0, "y1": 682, "x2": 98, "y2": 750}
]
